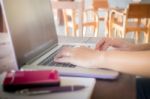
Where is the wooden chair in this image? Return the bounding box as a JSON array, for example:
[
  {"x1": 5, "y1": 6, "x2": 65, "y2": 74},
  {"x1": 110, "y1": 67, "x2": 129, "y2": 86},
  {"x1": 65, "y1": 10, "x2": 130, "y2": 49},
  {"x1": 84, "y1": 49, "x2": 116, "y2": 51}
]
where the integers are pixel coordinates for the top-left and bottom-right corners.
[
  {"x1": 92, "y1": 0, "x2": 109, "y2": 36},
  {"x1": 77, "y1": 0, "x2": 109, "y2": 37},
  {"x1": 56, "y1": 0, "x2": 74, "y2": 25},
  {"x1": 82, "y1": 9, "x2": 99, "y2": 37},
  {"x1": 51, "y1": 0, "x2": 84, "y2": 37},
  {"x1": 62, "y1": 0, "x2": 99, "y2": 37},
  {"x1": 109, "y1": 3, "x2": 150, "y2": 43}
]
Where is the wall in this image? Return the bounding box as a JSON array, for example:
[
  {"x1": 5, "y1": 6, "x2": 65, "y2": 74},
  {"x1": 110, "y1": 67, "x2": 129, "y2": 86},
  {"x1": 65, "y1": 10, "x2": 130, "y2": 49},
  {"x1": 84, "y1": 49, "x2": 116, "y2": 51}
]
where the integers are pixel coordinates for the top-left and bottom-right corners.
[
  {"x1": 108, "y1": 0, "x2": 132, "y2": 8},
  {"x1": 141, "y1": 0, "x2": 150, "y2": 3}
]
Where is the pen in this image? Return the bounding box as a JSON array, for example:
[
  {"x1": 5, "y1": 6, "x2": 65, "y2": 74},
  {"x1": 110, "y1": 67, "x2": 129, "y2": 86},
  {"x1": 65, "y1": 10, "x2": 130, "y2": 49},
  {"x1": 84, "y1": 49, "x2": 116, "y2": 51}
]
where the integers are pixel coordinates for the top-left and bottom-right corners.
[{"x1": 17, "y1": 85, "x2": 85, "y2": 95}]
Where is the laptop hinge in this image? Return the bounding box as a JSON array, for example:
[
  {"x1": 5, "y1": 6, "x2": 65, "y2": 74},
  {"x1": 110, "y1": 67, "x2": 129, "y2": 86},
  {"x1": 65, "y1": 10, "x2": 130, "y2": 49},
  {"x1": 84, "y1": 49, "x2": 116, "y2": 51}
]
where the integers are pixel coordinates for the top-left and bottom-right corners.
[{"x1": 26, "y1": 43, "x2": 58, "y2": 65}]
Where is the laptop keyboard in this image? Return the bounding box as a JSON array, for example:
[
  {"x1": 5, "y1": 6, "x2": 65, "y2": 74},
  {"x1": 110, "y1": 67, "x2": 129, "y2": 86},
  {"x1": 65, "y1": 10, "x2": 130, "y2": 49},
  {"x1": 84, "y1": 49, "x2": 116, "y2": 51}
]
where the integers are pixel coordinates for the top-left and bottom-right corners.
[{"x1": 38, "y1": 45, "x2": 76, "y2": 68}]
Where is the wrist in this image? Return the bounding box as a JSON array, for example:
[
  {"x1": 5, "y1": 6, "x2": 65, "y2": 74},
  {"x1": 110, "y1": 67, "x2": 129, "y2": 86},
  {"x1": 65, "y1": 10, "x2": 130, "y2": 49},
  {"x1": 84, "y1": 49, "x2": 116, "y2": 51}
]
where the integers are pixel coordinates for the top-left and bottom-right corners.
[{"x1": 96, "y1": 51, "x2": 108, "y2": 68}]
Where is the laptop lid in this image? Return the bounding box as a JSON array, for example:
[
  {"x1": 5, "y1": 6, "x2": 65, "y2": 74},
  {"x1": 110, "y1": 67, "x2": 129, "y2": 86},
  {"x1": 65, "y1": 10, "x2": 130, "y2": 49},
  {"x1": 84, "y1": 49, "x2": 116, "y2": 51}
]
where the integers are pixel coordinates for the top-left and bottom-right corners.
[{"x1": 2, "y1": 0, "x2": 58, "y2": 67}]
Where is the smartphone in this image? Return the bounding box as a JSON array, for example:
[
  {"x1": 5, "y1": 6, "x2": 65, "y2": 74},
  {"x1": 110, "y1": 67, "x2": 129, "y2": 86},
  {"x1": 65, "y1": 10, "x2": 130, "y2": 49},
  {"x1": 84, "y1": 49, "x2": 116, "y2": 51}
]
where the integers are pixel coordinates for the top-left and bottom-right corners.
[{"x1": 3, "y1": 69, "x2": 60, "y2": 92}]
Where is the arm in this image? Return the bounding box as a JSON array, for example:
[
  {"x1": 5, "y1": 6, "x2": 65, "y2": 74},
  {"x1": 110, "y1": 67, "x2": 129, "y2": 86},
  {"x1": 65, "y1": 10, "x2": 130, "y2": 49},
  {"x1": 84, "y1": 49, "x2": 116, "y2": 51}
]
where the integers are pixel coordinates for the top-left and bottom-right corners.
[
  {"x1": 54, "y1": 38, "x2": 150, "y2": 77},
  {"x1": 95, "y1": 38, "x2": 150, "y2": 76},
  {"x1": 95, "y1": 38, "x2": 150, "y2": 51},
  {"x1": 54, "y1": 46, "x2": 150, "y2": 77},
  {"x1": 132, "y1": 44, "x2": 150, "y2": 51},
  {"x1": 100, "y1": 51, "x2": 150, "y2": 77}
]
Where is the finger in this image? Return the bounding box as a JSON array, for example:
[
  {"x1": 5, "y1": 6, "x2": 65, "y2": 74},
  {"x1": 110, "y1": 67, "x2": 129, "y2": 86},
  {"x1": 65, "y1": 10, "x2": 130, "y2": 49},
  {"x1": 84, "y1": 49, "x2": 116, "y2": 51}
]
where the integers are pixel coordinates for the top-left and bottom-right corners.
[
  {"x1": 101, "y1": 41, "x2": 111, "y2": 50},
  {"x1": 100, "y1": 38, "x2": 114, "y2": 50},
  {"x1": 95, "y1": 38, "x2": 106, "y2": 50},
  {"x1": 54, "y1": 56, "x2": 70, "y2": 63},
  {"x1": 55, "y1": 47, "x2": 72, "y2": 59}
]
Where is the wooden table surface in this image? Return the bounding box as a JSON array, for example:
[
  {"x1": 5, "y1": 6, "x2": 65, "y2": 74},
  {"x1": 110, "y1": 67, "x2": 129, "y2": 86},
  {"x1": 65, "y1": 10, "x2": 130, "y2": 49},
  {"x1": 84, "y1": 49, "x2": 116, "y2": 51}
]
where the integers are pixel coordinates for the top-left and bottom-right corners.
[
  {"x1": 0, "y1": 35, "x2": 136, "y2": 99},
  {"x1": 92, "y1": 74, "x2": 136, "y2": 99}
]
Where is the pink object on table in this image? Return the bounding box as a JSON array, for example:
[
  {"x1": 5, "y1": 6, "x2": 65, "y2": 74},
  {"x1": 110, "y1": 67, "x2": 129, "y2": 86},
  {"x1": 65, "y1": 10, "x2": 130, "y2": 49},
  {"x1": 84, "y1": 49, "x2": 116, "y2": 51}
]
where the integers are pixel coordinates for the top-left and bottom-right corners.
[{"x1": 3, "y1": 70, "x2": 60, "y2": 92}]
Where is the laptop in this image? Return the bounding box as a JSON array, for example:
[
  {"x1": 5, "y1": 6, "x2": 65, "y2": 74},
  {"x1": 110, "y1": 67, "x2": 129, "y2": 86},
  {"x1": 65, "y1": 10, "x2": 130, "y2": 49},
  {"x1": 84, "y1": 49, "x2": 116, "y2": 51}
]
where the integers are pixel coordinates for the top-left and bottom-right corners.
[{"x1": 1, "y1": 0, "x2": 119, "y2": 79}]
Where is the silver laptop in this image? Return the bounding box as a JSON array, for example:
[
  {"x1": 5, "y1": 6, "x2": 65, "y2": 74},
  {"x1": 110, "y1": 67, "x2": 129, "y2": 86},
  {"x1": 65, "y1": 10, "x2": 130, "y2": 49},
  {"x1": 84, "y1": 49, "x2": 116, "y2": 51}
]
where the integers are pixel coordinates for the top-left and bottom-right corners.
[{"x1": 1, "y1": 0, "x2": 119, "y2": 79}]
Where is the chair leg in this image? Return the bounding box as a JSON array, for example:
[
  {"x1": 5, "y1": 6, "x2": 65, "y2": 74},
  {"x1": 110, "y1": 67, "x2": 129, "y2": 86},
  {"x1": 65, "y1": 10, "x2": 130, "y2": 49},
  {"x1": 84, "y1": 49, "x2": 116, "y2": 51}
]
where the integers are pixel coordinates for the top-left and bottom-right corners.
[
  {"x1": 148, "y1": 32, "x2": 150, "y2": 43},
  {"x1": 118, "y1": 31, "x2": 122, "y2": 38},
  {"x1": 93, "y1": 26, "x2": 96, "y2": 37},
  {"x1": 108, "y1": 25, "x2": 112, "y2": 37},
  {"x1": 118, "y1": 29, "x2": 121, "y2": 38},
  {"x1": 64, "y1": 22, "x2": 69, "y2": 36},
  {"x1": 94, "y1": 24, "x2": 99, "y2": 37},
  {"x1": 72, "y1": 25, "x2": 77, "y2": 37},
  {"x1": 117, "y1": 30, "x2": 123, "y2": 38},
  {"x1": 144, "y1": 32, "x2": 149, "y2": 43},
  {"x1": 108, "y1": 11, "x2": 113, "y2": 38},
  {"x1": 104, "y1": 15, "x2": 109, "y2": 37},
  {"x1": 135, "y1": 31, "x2": 140, "y2": 44},
  {"x1": 114, "y1": 28, "x2": 118, "y2": 38},
  {"x1": 111, "y1": 27, "x2": 115, "y2": 38},
  {"x1": 83, "y1": 26, "x2": 86, "y2": 37},
  {"x1": 121, "y1": 30, "x2": 125, "y2": 38}
]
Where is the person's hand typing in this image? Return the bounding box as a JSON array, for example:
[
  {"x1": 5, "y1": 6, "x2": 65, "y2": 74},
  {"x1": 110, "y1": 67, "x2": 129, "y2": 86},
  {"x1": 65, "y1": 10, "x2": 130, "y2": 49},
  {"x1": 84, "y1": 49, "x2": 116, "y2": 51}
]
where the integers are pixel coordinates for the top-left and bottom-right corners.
[
  {"x1": 95, "y1": 37, "x2": 135, "y2": 51},
  {"x1": 54, "y1": 46, "x2": 103, "y2": 68}
]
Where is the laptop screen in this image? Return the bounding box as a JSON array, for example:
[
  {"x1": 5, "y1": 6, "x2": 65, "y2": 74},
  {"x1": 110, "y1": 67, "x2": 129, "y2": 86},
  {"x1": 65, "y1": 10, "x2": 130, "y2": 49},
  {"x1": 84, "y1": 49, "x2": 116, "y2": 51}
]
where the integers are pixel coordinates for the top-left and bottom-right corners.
[{"x1": 2, "y1": 0, "x2": 58, "y2": 67}]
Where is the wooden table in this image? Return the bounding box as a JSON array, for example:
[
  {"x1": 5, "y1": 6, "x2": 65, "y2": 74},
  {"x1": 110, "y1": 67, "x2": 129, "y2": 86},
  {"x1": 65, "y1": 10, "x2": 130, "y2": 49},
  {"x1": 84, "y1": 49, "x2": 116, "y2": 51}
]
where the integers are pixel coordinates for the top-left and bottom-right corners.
[
  {"x1": 0, "y1": 2, "x2": 137, "y2": 98},
  {"x1": 92, "y1": 74, "x2": 136, "y2": 99},
  {"x1": 59, "y1": 36, "x2": 136, "y2": 99},
  {"x1": 0, "y1": 34, "x2": 136, "y2": 99}
]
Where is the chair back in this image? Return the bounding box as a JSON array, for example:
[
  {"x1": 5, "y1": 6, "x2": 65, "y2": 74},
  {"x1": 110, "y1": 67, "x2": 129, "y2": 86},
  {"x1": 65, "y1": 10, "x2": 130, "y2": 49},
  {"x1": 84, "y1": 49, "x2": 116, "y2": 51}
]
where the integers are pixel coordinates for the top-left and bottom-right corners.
[
  {"x1": 92, "y1": 0, "x2": 109, "y2": 11},
  {"x1": 127, "y1": 3, "x2": 150, "y2": 18},
  {"x1": 52, "y1": 0, "x2": 84, "y2": 37}
]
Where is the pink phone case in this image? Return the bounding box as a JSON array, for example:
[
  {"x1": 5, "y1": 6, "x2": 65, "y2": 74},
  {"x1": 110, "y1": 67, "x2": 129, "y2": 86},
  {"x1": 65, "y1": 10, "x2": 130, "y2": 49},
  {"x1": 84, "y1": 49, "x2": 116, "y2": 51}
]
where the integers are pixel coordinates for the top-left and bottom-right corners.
[{"x1": 3, "y1": 69, "x2": 60, "y2": 92}]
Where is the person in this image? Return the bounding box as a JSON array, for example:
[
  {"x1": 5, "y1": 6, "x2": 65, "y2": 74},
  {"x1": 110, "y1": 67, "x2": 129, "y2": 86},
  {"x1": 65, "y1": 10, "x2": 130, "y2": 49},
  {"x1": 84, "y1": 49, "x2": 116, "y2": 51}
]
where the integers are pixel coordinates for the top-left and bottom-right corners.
[
  {"x1": 54, "y1": 37, "x2": 150, "y2": 77},
  {"x1": 54, "y1": 37, "x2": 150, "y2": 99}
]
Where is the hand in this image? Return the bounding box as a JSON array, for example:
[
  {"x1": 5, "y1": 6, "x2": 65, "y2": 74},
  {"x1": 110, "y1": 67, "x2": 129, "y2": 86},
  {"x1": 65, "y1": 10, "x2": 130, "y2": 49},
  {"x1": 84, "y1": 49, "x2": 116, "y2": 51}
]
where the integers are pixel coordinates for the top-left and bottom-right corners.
[
  {"x1": 95, "y1": 37, "x2": 135, "y2": 51},
  {"x1": 54, "y1": 46, "x2": 102, "y2": 68}
]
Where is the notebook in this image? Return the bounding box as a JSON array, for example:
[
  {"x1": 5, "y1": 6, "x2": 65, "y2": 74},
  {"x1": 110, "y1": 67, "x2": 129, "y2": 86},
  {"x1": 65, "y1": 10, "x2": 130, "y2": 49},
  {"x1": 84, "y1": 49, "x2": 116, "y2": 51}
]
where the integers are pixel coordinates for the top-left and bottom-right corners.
[
  {"x1": 0, "y1": 72, "x2": 96, "y2": 99},
  {"x1": 1, "y1": 0, "x2": 119, "y2": 79}
]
